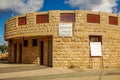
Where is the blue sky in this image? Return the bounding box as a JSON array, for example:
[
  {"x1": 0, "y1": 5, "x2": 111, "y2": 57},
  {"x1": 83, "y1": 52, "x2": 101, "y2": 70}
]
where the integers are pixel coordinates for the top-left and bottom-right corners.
[
  {"x1": 41, "y1": 0, "x2": 79, "y2": 11},
  {"x1": 0, "y1": 0, "x2": 120, "y2": 45}
]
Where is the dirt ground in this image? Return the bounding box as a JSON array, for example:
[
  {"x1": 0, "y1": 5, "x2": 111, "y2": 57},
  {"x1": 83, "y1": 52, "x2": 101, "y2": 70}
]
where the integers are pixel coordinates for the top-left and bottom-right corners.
[{"x1": 0, "y1": 63, "x2": 120, "y2": 80}]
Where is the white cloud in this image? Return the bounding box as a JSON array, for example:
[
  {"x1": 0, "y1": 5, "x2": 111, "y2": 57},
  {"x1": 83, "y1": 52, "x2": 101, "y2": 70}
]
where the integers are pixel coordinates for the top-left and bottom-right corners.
[
  {"x1": 65, "y1": 0, "x2": 118, "y2": 13},
  {"x1": 0, "y1": 0, "x2": 44, "y2": 14}
]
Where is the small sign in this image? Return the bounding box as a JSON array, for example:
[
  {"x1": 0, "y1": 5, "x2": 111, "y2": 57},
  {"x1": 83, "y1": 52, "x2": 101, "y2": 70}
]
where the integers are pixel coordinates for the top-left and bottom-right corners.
[
  {"x1": 59, "y1": 23, "x2": 72, "y2": 37},
  {"x1": 90, "y1": 42, "x2": 102, "y2": 56}
]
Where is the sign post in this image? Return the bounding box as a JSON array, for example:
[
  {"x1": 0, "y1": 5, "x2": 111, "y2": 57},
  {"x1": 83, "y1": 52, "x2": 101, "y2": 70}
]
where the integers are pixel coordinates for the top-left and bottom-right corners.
[{"x1": 90, "y1": 42, "x2": 104, "y2": 69}]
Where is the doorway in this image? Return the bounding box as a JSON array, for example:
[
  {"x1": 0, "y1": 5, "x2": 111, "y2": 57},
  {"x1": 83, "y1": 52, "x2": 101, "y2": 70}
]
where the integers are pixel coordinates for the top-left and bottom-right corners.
[
  {"x1": 19, "y1": 43, "x2": 22, "y2": 63},
  {"x1": 39, "y1": 39, "x2": 53, "y2": 67},
  {"x1": 14, "y1": 44, "x2": 17, "y2": 63},
  {"x1": 40, "y1": 41, "x2": 44, "y2": 65}
]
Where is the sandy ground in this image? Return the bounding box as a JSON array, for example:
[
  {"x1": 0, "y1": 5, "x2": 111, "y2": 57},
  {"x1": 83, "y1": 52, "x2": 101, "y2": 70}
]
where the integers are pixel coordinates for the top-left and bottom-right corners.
[
  {"x1": 0, "y1": 52, "x2": 8, "y2": 61},
  {"x1": 0, "y1": 63, "x2": 120, "y2": 80}
]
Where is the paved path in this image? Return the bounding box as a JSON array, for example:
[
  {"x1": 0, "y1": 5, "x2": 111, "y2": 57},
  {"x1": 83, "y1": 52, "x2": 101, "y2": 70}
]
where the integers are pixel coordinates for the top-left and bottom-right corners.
[{"x1": 0, "y1": 64, "x2": 120, "y2": 80}]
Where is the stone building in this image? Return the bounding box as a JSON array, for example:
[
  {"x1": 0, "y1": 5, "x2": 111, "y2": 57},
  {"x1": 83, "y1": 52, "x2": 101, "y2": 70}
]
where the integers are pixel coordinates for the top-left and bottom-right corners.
[{"x1": 5, "y1": 10, "x2": 120, "y2": 69}]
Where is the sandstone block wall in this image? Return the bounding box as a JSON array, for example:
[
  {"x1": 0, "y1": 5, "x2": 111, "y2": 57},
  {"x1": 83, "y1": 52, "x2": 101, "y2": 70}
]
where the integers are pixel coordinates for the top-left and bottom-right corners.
[{"x1": 5, "y1": 10, "x2": 120, "y2": 69}]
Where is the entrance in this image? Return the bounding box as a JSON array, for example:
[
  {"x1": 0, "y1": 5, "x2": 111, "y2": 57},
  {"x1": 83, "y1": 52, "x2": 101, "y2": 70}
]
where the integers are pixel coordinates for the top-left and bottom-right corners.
[
  {"x1": 14, "y1": 44, "x2": 17, "y2": 63},
  {"x1": 40, "y1": 41, "x2": 44, "y2": 65},
  {"x1": 19, "y1": 43, "x2": 22, "y2": 63},
  {"x1": 39, "y1": 39, "x2": 52, "y2": 67}
]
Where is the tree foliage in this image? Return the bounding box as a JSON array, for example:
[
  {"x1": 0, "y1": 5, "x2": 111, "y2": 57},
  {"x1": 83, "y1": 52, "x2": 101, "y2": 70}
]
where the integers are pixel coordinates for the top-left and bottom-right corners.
[{"x1": 0, "y1": 45, "x2": 8, "y2": 51}]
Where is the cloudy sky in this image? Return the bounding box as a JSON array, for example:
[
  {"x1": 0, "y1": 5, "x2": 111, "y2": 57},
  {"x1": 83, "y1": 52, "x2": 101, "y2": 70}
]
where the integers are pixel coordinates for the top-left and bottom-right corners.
[{"x1": 0, "y1": 0, "x2": 120, "y2": 44}]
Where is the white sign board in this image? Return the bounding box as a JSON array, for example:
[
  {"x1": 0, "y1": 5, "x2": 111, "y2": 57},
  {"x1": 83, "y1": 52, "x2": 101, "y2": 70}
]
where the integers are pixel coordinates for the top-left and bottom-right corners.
[
  {"x1": 59, "y1": 23, "x2": 72, "y2": 37},
  {"x1": 90, "y1": 42, "x2": 102, "y2": 56}
]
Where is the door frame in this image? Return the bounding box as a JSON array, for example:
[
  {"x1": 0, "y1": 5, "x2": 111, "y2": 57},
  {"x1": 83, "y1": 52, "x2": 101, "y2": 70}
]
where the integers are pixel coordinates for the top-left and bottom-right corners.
[{"x1": 39, "y1": 37, "x2": 53, "y2": 67}]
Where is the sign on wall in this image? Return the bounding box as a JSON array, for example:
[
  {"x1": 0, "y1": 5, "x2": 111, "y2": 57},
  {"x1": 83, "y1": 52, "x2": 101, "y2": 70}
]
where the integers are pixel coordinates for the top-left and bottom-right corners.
[
  {"x1": 59, "y1": 23, "x2": 72, "y2": 37},
  {"x1": 90, "y1": 42, "x2": 102, "y2": 56}
]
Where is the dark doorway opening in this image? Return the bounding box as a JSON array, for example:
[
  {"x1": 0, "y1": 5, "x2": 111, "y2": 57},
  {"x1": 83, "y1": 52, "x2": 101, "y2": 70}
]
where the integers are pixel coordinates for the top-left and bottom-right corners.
[
  {"x1": 40, "y1": 41, "x2": 44, "y2": 65},
  {"x1": 14, "y1": 44, "x2": 17, "y2": 63},
  {"x1": 19, "y1": 43, "x2": 22, "y2": 63}
]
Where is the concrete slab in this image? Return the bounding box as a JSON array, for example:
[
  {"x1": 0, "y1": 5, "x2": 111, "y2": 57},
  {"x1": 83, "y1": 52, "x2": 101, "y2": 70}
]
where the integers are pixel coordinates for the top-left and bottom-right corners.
[{"x1": 0, "y1": 64, "x2": 120, "y2": 80}]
